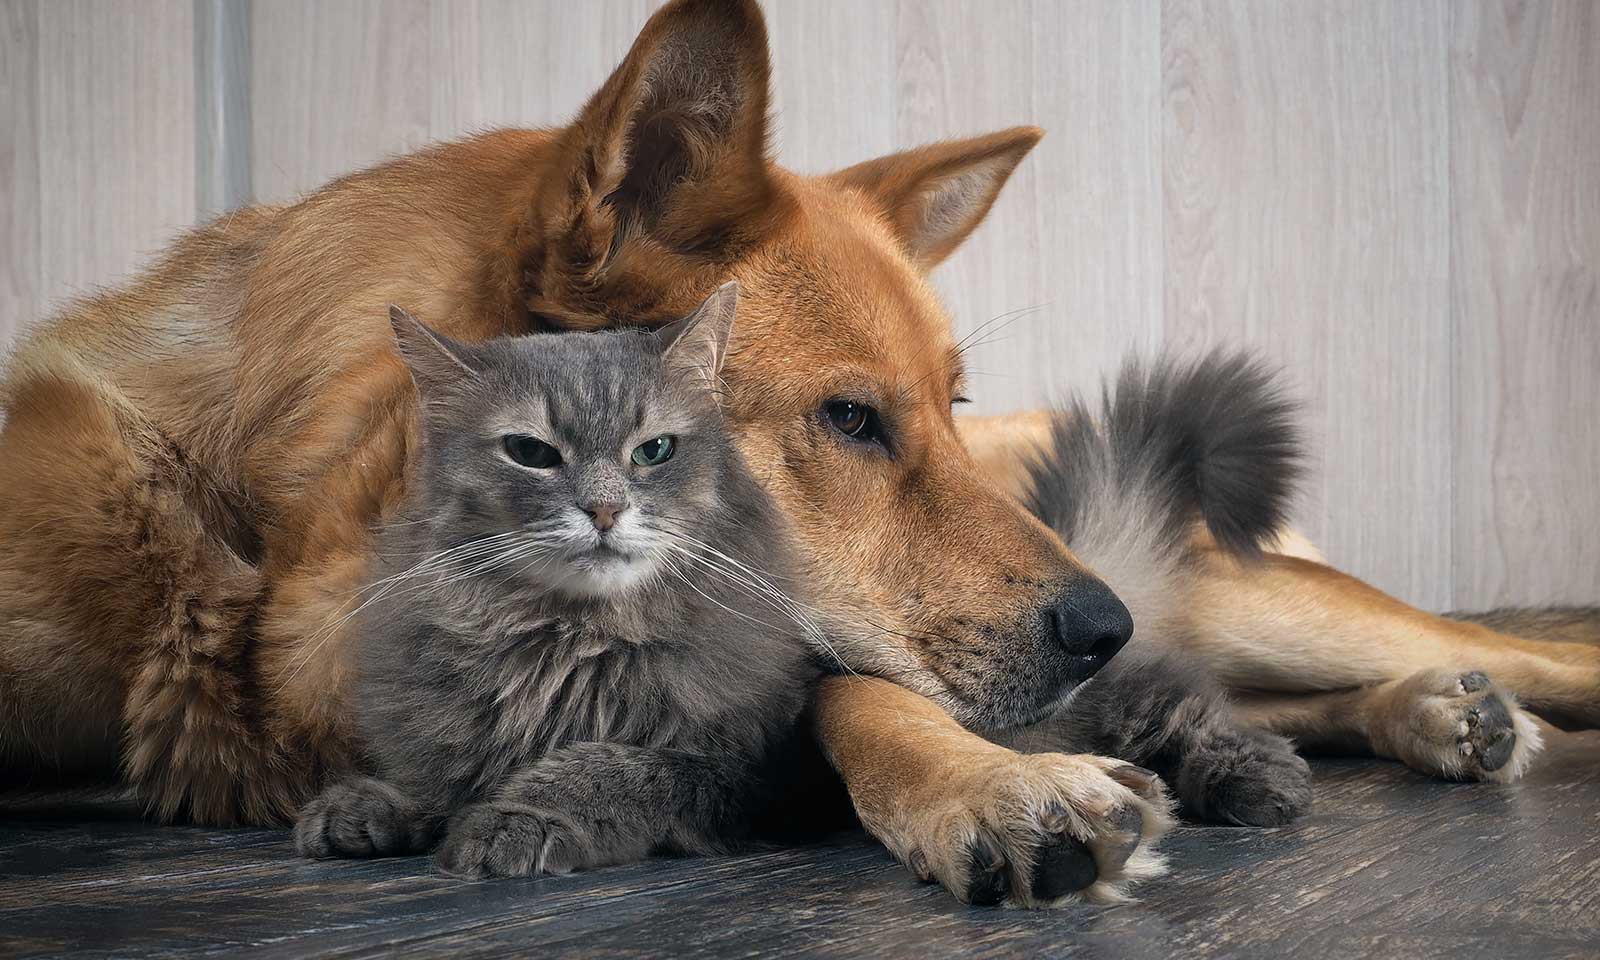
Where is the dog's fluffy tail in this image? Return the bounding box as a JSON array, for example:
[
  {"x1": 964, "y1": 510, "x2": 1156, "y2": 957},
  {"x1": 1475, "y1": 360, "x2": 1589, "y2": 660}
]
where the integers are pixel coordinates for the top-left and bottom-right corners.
[{"x1": 1023, "y1": 350, "x2": 1304, "y2": 578}]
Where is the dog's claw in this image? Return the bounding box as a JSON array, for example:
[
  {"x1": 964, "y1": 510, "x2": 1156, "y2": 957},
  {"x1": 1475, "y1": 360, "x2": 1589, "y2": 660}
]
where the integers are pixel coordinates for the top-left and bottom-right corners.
[
  {"x1": 1108, "y1": 764, "x2": 1160, "y2": 797},
  {"x1": 960, "y1": 834, "x2": 1010, "y2": 906}
]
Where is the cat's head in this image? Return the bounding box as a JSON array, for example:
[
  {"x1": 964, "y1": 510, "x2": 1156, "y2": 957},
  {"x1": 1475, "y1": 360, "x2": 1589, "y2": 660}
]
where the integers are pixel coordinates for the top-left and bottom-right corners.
[{"x1": 389, "y1": 282, "x2": 740, "y2": 601}]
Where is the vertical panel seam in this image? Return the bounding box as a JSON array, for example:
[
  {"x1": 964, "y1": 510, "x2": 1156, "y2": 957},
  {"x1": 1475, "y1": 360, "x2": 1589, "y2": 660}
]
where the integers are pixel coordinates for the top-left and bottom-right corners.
[
  {"x1": 194, "y1": 0, "x2": 253, "y2": 218},
  {"x1": 1158, "y1": 0, "x2": 1171, "y2": 348},
  {"x1": 1445, "y1": 0, "x2": 1459, "y2": 612}
]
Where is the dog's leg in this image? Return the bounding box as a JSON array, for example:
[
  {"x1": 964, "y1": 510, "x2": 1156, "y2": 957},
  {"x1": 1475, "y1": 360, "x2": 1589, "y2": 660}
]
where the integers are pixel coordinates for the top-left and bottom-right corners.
[
  {"x1": 1184, "y1": 550, "x2": 1600, "y2": 731},
  {"x1": 0, "y1": 368, "x2": 303, "y2": 824},
  {"x1": 1233, "y1": 673, "x2": 1545, "y2": 783},
  {"x1": 1000, "y1": 647, "x2": 1312, "y2": 827},
  {"x1": 814, "y1": 675, "x2": 1174, "y2": 907}
]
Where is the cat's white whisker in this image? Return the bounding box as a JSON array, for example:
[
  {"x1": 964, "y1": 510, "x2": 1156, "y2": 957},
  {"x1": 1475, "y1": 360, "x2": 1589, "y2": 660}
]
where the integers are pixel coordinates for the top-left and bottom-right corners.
[
  {"x1": 273, "y1": 531, "x2": 557, "y2": 690},
  {"x1": 658, "y1": 538, "x2": 854, "y2": 676}
]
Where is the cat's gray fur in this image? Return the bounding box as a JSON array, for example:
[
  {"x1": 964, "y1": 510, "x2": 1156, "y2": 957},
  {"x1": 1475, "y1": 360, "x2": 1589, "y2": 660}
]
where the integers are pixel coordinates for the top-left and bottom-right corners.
[
  {"x1": 295, "y1": 283, "x2": 820, "y2": 876},
  {"x1": 1007, "y1": 352, "x2": 1315, "y2": 826}
]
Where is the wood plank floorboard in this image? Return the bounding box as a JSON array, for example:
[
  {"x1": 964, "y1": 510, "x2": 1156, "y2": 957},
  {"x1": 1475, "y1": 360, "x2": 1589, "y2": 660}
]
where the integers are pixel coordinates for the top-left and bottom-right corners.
[{"x1": 3, "y1": 731, "x2": 1598, "y2": 959}]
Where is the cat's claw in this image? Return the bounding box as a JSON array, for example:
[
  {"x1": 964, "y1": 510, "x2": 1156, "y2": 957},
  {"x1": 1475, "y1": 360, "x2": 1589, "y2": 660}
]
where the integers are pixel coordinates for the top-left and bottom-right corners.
[
  {"x1": 435, "y1": 802, "x2": 592, "y2": 879},
  {"x1": 294, "y1": 777, "x2": 426, "y2": 859}
]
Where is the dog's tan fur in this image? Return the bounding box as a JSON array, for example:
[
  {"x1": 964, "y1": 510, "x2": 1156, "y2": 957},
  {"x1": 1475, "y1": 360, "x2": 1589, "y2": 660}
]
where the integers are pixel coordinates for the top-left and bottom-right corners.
[{"x1": 1, "y1": 0, "x2": 1594, "y2": 903}]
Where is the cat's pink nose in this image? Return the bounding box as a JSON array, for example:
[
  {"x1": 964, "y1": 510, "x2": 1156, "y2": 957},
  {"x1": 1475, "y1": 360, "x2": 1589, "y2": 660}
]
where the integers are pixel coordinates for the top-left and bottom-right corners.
[{"x1": 585, "y1": 503, "x2": 624, "y2": 531}]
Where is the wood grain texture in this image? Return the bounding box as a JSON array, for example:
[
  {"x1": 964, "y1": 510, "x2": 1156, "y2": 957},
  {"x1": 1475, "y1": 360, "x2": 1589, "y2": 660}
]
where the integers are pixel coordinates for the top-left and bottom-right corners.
[
  {"x1": 33, "y1": 0, "x2": 195, "y2": 317},
  {"x1": 762, "y1": 0, "x2": 896, "y2": 172},
  {"x1": 427, "y1": 1, "x2": 653, "y2": 137},
  {"x1": 1161, "y1": 0, "x2": 1454, "y2": 610},
  {"x1": 5, "y1": 733, "x2": 1599, "y2": 958},
  {"x1": 249, "y1": 0, "x2": 431, "y2": 201},
  {"x1": 896, "y1": 0, "x2": 1165, "y2": 414},
  {"x1": 1450, "y1": 1, "x2": 1600, "y2": 608},
  {"x1": 0, "y1": 0, "x2": 40, "y2": 354}
]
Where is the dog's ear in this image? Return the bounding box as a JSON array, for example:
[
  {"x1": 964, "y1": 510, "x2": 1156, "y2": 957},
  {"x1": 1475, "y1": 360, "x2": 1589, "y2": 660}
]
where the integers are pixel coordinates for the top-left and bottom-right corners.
[
  {"x1": 828, "y1": 126, "x2": 1043, "y2": 270},
  {"x1": 388, "y1": 305, "x2": 481, "y2": 394},
  {"x1": 524, "y1": 0, "x2": 781, "y2": 326},
  {"x1": 656, "y1": 280, "x2": 737, "y2": 392}
]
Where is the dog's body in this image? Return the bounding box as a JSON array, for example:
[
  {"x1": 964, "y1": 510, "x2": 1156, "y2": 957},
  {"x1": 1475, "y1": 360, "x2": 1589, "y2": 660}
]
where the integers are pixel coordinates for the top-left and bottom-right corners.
[{"x1": 2, "y1": 0, "x2": 1595, "y2": 907}]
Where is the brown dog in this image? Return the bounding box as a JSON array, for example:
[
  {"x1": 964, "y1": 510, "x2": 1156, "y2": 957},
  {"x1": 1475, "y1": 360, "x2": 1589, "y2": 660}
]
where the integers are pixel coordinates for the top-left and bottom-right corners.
[{"x1": 1, "y1": 0, "x2": 1594, "y2": 908}]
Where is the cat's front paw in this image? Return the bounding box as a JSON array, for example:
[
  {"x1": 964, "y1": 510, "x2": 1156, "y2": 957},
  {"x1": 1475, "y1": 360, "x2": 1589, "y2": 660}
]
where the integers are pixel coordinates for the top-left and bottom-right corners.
[
  {"x1": 435, "y1": 802, "x2": 592, "y2": 879},
  {"x1": 294, "y1": 777, "x2": 428, "y2": 859},
  {"x1": 1176, "y1": 729, "x2": 1312, "y2": 827}
]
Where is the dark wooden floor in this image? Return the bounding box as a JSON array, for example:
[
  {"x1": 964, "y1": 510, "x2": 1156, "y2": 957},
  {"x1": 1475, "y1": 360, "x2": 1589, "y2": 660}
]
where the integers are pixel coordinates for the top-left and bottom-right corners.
[{"x1": 3, "y1": 731, "x2": 1598, "y2": 960}]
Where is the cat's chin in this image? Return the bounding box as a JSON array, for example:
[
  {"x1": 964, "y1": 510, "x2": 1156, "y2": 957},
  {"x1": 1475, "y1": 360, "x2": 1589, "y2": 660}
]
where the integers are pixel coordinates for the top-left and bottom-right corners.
[{"x1": 548, "y1": 551, "x2": 661, "y2": 601}]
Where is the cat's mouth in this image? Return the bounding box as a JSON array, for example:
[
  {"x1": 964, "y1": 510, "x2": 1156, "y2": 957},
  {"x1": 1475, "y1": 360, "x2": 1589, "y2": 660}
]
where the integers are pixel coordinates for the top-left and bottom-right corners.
[{"x1": 552, "y1": 540, "x2": 661, "y2": 599}]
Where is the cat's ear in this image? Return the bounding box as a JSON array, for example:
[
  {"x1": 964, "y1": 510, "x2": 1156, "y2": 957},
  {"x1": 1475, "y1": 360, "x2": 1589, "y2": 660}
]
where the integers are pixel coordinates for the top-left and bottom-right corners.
[
  {"x1": 656, "y1": 281, "x2": 737, "y2": 391},
  {"x1": 388, "y1": 305, "x2": 481, "y2": 393}
]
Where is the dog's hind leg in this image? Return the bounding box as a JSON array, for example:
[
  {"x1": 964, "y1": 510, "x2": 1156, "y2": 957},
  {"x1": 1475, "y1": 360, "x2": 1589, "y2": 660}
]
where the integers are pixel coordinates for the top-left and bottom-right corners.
[
  {"x1": 1184, "y1": 547, "x2": 1593, "y2": 742},
  {"x1": 1233, "y1": 671, "x2": 1545, "y2": 783},
  {"x1": 0, "y1": 364, "x2": 303, "y2": 824}
]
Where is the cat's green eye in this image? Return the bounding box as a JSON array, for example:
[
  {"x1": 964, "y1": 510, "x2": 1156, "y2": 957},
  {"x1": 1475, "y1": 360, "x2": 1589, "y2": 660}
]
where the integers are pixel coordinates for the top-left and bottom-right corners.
[
  {"x1": 631, "y1": 436, "x2": 676, "y2": 467},
  {"x1": 503, "y1": 435, "x2": 562, "y2": 469}
]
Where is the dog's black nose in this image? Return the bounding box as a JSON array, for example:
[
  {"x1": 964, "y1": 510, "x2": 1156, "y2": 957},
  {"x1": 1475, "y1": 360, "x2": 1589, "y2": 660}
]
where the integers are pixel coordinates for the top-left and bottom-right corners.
[{"x1": 1042, "y1": 578, "x2": 1133, "y2": 675}]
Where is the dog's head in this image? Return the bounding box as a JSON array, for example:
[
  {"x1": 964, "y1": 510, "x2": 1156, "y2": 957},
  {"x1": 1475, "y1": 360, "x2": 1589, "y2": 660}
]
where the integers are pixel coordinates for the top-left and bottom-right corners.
[{"x1": 513, "y1": 0, "x2": 1131, "y2": 731}]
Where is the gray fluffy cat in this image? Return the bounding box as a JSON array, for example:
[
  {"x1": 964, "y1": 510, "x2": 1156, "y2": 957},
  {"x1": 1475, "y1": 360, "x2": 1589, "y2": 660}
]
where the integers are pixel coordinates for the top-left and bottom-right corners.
[{"x1": 295, "y1": 282, "x2": 820, "y2": 877}]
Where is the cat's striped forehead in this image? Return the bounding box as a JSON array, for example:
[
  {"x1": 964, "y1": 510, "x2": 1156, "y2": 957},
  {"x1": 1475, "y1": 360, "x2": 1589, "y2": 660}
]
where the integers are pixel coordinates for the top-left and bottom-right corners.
[{"x1": 474, "y1": 329, "x2": 707, "y2": 458}]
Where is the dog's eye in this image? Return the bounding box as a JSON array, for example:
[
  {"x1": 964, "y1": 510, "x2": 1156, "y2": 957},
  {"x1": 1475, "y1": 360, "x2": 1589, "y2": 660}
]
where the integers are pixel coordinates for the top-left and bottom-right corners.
[
  {"x1": 823, "y1": 399, "x2": 888, "y2": 450},
  {"x1": 503, "y1": 435, "x2": 563, "y2": 469}
]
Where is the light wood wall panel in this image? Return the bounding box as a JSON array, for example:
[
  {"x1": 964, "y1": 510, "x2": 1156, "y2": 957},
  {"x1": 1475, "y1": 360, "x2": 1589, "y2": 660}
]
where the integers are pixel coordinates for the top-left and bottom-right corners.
[
  {"x1": 0, "y1": 0, "x2": 41, "y2": 352},
  {"x1": 3, "y1": 1, "x2": 1596, "y2": 612},
  {"x1": 2, "y1": 0, "x2": 195, "y2": 347},
  {"x1": 426, "y1": 1, "x2": 653, "y2": 137},
  {"x1": 1162, "y1": 0, "x2": 1453, "y2": 609},
  {"x1": 250, "y1": 0, "x2": 431, "y2": 201},
  {"x1": 893, "y1": 0, "x2": 1166, "y2": 411},
  {"x1": 1450, "y1": 1, "x2": 1600, "y2": 607},
  {"x1": 250, "y1": 0, "x2": 655, "y2": 200}
]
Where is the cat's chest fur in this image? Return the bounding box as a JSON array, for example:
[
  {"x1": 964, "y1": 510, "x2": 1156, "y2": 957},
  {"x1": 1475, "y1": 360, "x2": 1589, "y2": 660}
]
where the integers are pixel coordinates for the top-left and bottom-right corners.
[
  {"x1": 465, "y1": 618, "x2": 697, "y2": 754},
  {"x1": 360, "y1": 543, "x2": 809, "y2": 810}
]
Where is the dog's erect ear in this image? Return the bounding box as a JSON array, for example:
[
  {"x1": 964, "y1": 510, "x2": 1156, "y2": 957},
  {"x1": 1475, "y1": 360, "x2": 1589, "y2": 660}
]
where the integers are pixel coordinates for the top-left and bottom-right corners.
[
  {"x1": 388, "y1": 305, "x2": 481, "y2": 394},
  {"x1": 526, "y1": 0, "x2": 780, "y2": 325},
  {"x1": 656, "y1": 280, "x2": 737, "y2": 392},
  {"x1": 828, "y1": 126, "x2": 1044, "y2": 270}
]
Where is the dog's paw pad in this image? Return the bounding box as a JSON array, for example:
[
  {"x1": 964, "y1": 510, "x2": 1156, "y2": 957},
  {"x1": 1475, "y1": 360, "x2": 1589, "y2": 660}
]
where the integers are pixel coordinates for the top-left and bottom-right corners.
[
  {"x1": 1382, "y1": 669, "x2": 1545, "y2": 783},
  {"x1": 1460, "y1": 692, "x2": 1519, "y2": 772},
  {"x1": 1030, "y1": 835, "x2": 1098, "y2": 901}
]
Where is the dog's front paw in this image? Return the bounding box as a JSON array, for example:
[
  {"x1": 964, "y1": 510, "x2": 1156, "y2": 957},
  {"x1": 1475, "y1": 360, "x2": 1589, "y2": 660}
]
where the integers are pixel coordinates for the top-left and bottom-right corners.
[
  {"x1": 1373, "y1": 669, "x2": 1544, "y2": 783},
  {"x1": 435, "y1": 802, "x2": 592, "y2": 879},
  {"x1": 1177, "y1": 729, "x2": 1312, "y2": 827},
  {"x1": 875, "y1": 751, "x2": 1174, "y2": 907},
  {"x1": 294, "y1": 777, "x2": 427, "y2": 859}
]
